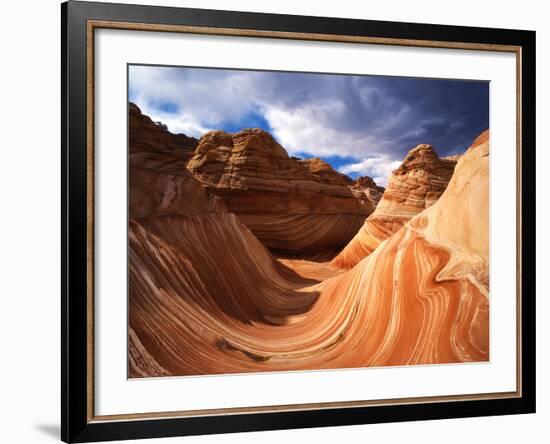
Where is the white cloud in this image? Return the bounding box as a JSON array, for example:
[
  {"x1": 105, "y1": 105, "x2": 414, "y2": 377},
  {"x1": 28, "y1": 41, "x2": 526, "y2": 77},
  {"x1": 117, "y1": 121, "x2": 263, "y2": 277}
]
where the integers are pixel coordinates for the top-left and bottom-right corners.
[
  {"x1": 264, "y1": 103, "x2": 389, "y2": 158},
  {"x1": 129, "y1": 66, "x2": 263, "y2": 137},
  {"x1": 339, "y1": 155, "x2": 401, "y2": 187},
  {"x1": 135, "y1": 104, "x2": 212, "y2": 138}
]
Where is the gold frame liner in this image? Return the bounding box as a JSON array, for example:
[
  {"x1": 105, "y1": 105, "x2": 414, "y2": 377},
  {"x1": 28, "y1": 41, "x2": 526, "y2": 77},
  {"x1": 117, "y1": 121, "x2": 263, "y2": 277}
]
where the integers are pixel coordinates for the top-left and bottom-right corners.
[{"x1": 86, "y1": 19, "x2": 523, "y2": 423}]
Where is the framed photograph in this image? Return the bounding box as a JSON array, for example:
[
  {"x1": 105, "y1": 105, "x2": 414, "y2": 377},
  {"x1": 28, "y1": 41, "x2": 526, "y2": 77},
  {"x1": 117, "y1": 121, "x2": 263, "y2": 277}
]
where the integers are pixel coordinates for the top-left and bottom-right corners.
[{"x1": 61, "y1": 1, "x2": 536, "y2": 442}]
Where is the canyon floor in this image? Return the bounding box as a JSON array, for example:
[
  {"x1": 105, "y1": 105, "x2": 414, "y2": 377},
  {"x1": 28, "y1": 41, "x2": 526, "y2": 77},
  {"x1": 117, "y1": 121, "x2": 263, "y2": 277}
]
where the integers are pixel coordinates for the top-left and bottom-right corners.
[{"x1": 128, "y1": 103, "x2": 489, "y2": 378}]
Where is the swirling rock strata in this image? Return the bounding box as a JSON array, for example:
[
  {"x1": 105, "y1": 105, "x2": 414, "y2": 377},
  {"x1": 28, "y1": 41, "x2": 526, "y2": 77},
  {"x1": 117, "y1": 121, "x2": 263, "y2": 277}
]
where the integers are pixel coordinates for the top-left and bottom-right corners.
[
  {"x1": 331, "y1": 143, "x2": 457, "y2": 269},
  {"x1": 129, "y1": 104, "x2": 341, "y2": 375},
  {"x1": 129, "y1": 102, "x2": 319, "y2": 321},
  {"x1": 187, "y1": 129, "x2": 382, "y2": 258},
  {"x1": 128, "y1": 131, "x2": 489, "y2": 376}
]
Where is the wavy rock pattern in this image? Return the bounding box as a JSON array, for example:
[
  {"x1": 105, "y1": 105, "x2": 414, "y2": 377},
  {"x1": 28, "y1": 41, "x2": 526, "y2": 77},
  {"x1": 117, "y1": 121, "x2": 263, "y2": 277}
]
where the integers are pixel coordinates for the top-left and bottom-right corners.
[
  {"x1": 331, "y1": 143, "x2": 457, "y2": 269},
  {"x1": 187, "y1": 129, "x2": 382, "y2": 258},
  {"x1": 128, "y1": 130, "x2": 489, "y2": 377}
]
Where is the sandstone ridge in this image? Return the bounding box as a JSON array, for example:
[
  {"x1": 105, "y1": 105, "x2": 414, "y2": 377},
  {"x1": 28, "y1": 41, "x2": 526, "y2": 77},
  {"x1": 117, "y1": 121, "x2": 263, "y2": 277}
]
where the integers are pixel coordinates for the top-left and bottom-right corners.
[{"x1": 187, "y1": 128, "x2": 383, "y2": 258}]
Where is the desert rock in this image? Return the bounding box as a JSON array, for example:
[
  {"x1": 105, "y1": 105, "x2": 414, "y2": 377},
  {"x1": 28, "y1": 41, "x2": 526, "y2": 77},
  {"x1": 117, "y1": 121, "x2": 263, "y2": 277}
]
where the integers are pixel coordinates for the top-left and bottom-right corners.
[
  {"x1": 128, "y1": 131, "x2": 489, "y2": 376},
  {"x1": 129, "y1": 102, "x2": 198, "y2": 159},
  {"x1": 187, "y1": 128, "x2": 382, "y2": 258},
  {"x1": 331, "y1": 143, "x2": 456, "y2": 269}
]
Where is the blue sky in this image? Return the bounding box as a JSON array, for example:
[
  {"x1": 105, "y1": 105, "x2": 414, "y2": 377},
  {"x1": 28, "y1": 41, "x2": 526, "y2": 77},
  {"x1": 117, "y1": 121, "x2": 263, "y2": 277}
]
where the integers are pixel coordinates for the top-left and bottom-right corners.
[{"x1": 129, "y1": 65, "x2": 488, "y2": 186}]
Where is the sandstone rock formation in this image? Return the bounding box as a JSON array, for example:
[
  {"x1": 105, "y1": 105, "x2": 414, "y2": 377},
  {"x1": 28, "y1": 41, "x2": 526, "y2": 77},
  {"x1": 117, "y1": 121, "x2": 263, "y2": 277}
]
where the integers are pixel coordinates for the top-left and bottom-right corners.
[
  {"x1": 350, "y1": 176, "x2": 385, "y2": 208},
  {"x1": 128, "y1": 104, "x2": 335, "y2": 376},
  {"x1": 129, "y1": 102, "x2": 198, "y2": 160},
  {"x1": 187, "y1": 129, "x2": 382, "y2": 259},
  {"x1": 331, "y1": 143, "x2": 457, "y2": 269},
  {"x1": 128, "y1": 130, "x2": 489, "y2": 376},
  {"x1": 129, "y1": 103, "x2": 223, "y2": 218}
]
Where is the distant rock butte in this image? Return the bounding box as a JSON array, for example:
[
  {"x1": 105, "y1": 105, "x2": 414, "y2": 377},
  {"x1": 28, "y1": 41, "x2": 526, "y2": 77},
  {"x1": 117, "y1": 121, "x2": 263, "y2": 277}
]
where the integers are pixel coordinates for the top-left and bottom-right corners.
[
  {"x1": 331, "y1": 143, "x2": 457, "y2": 269},
  {"x1": 350, "y1": 176, "x2": 385, "y2": 209},
  {"x1": 187, "y1": 128, "x2": 383, "y2": 258}
]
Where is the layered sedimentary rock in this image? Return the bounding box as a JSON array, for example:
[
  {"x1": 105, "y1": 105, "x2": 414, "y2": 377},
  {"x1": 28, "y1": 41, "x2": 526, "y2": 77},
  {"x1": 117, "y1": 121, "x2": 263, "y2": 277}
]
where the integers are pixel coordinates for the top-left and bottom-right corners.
[
  {"x1": 128, "y1": 105, "x2": 339, "y2": 376},
  {"x1": 187, "y1": 129, "x2": 382, "y2": 258},
  {"x1": 129, "y1": 130, "x2": 489, "y2": 376},
  {"x1": 129, "y1": 102, "x2": 198, "y2": 160},
  {"x1": 350, "y1": 176, "x2": 385, "y2": 208},
  {"x1": 129, "y1": 103, "x2": 223, "y2": 218},
  {"x1": 331, "y1": 143, "x2": 456, "y2": 269},
  {"x1": 128, "y1": 214, "x2": 331, "y2": 377}
]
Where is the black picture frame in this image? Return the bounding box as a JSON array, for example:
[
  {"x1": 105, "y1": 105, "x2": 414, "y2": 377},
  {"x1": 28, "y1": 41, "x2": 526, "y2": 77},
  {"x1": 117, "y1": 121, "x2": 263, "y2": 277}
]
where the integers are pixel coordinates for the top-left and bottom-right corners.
[{"x1": 61, "y1": 1, "x2": 536, "y2": 442}]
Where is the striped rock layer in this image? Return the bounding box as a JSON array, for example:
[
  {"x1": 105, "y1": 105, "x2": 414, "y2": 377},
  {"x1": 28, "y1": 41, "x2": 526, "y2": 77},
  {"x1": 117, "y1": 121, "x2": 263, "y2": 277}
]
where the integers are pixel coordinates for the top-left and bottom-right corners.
[
  {"x1": 129, "y1": 102, "x2": 198, "y2": 160},
  {"x1": 128, "y1": 130, "x2": 489, "y2": 377},
  {"x1": 331, "y1": 143, "x2": 457, "y2": 269},
  {"x1": 187, "y1": 129, "x2": 382, "y2": 259}
]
